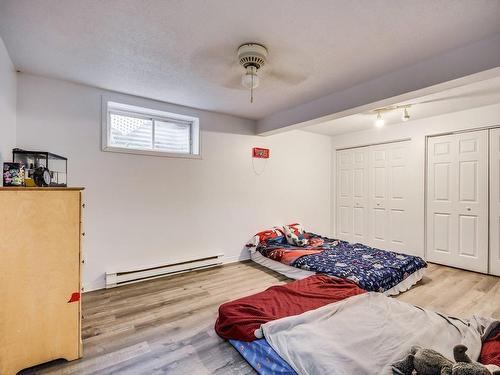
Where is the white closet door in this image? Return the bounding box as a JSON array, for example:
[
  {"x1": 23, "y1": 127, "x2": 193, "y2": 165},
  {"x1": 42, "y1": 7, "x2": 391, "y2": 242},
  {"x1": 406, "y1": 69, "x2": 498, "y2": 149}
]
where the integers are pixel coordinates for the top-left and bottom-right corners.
[
  {"x1": 336, "y1": 148, "x2": 369, "y2": 244},
  {"x1": 489, "y1": 128, "x2": 500, "y2": 276},
  {"x1": 426, "y1": 131, "x2": 488, "y2": 273},
  {"x1": 368, "y1": 142, "x2": 411, "y2": 252}
]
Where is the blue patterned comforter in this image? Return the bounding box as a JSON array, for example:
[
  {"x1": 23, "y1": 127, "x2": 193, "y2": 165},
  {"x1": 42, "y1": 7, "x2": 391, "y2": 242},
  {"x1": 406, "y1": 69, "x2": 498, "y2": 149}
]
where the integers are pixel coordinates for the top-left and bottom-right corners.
[{"x1": 256, "y1": 233, "x2": 427, "y2": 292}]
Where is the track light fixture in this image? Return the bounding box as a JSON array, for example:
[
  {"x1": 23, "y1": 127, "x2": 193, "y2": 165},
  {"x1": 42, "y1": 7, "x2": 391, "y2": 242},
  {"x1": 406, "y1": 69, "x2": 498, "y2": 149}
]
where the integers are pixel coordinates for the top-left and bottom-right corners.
[
  {"x1": 373, "y1": 104, "x2": 412, "y2": 128},
  {"x1": 375, "y1": 111, "x2": 385, "y2": 128},
  {"x1": 402, "y1": 106, "x2": 410, "y2": 122}
]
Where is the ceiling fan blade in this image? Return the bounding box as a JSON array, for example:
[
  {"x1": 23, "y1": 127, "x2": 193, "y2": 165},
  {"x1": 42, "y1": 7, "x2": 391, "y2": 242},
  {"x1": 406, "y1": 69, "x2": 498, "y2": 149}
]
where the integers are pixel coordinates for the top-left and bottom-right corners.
[
  {"x1": 189, "y1": 44, "x2": 243, "y2": 86},
  {"x1": 222, "y1": 75, "x2": 244, "y2": 90},
  {"x1": 190, "y1": 43, "x2": 315, "y2": 90},
  {"x1": 265, "y1": 69, "x2": 308, "y2": 85}
]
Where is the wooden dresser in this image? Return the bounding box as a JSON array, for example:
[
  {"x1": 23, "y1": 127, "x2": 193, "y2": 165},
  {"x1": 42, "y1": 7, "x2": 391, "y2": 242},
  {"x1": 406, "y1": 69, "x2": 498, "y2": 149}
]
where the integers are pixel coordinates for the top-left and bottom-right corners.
[{"x1": 0, "y1": 187, "x2": 84, "y2": 375}]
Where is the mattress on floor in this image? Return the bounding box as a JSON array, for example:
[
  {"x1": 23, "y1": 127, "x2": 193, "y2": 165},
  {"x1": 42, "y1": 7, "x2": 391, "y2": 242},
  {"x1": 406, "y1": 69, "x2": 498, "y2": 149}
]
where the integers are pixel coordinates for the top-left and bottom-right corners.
[
  {"x1": 229, "y1": 301, "x2": 500, "y2": 375},
  {"x1": 250, "y1": 231, "x2": 427, "y2": 294},
  {"x1": 259, "y1": 293, "x2": 500, "y2": 375},
  {"x1": 251, "y1": 250, "x2": 426, "y2": 296}
]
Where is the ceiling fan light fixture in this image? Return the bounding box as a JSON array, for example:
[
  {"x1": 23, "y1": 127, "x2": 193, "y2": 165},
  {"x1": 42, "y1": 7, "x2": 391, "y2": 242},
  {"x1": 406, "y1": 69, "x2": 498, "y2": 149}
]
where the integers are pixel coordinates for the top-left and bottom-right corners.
[
  {"x1": 375, "y1": 111, "x2": 385, "y2": 128},
  {"x1": 241, "y1": 66, "x2": 259, "y2": 89}
]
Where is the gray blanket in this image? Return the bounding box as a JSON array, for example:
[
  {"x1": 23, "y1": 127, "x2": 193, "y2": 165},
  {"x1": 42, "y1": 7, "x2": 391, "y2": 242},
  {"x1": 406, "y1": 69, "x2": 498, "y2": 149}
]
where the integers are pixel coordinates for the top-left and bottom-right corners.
[{"x1": 260, "y1": 293, "x2": 498, "y2": 375}]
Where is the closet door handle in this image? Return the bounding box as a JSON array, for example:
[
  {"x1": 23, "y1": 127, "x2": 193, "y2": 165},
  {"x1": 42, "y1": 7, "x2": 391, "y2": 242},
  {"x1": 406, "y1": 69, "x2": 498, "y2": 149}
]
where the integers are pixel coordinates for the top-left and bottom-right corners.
[{"x1": 466, "y1": 207, "x2": 471, "y2": 211}]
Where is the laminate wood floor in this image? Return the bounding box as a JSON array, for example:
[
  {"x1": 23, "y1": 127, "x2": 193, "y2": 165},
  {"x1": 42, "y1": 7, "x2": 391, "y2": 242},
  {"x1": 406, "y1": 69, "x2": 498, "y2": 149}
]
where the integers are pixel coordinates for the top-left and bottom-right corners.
[{"x1": 21, "y1": 261, "x2": 499, "y2": 375}]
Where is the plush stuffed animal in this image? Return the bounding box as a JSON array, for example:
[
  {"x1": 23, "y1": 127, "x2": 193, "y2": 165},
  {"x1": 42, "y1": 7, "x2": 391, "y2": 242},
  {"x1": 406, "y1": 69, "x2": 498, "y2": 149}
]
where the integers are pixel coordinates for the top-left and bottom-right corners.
[
  {"x1": 392, "y1": 345, "x2": 453, "y2": 374},
  {"x1": 452, "y1": 363, "x2": 492, "y2": 375},
  {"x1": 392, "y1": 345, "x2": 500, "y2": 375},
  {"x1": 454, "y1": 345, "x2": 473, "y2": 363},
  {"x1": 452, "y1": 345, "x2": 500, "y2": 375},
  {"x1": 282, "y1": 224, "x2": 308, "y2": 246}
]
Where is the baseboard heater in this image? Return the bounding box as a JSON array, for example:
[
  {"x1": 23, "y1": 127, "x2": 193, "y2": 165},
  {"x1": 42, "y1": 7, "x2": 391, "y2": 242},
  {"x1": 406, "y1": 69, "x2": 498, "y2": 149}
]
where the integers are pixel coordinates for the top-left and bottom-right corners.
[{"x1": 105, "y1": 254, "x2": 224, "y2": 288}]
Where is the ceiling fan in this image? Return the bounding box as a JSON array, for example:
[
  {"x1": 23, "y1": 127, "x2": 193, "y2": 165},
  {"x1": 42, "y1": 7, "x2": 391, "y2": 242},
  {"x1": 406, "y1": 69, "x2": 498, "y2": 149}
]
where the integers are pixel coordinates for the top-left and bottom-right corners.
[{"x1": 190, "y1": 42, "x2": 308, "y2": 103}]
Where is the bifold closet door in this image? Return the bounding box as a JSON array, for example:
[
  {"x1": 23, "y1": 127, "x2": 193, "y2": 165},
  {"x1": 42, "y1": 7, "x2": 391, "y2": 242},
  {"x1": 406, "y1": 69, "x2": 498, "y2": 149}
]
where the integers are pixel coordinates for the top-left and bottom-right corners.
[
  {"x1": 368, "y1": 142, "x2": 412, "y2": 252},
  {"x1": 489, "y1": 128, "x2": 500, "y2": 276},
  {"x1": 336, "y1": 148, "x2": 369, "y2": 244},
  {"x1": 426, "y1": 130, "x2": 488, "y2": 273}
]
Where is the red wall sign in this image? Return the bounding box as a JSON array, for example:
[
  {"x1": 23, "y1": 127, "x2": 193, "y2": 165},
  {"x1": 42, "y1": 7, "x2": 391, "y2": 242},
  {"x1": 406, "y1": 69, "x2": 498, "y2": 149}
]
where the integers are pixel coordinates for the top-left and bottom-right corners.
[{"x1": 252, "y1": 147, "x2": 270, "y2": 159}]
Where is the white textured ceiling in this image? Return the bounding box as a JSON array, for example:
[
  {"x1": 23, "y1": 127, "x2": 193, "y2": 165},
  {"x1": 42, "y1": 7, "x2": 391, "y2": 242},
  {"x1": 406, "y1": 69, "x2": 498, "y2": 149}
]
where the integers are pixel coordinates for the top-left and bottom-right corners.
[
  {"x1": 1, "y1": 0, "x2": 500, "y2": 120},
  {"x1": 304, "y1": 76, "x2": 500, "y2": 136}
]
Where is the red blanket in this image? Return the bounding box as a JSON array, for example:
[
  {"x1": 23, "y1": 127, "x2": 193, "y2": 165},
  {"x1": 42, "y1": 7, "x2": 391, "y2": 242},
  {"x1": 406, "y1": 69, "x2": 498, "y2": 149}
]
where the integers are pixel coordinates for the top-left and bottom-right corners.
[
  {"x1": 215, "y1": 275, "x2": 365, "y2": 341},
  {"x1": 480, "y1": 324, "x2": 500, "y2": 367}
]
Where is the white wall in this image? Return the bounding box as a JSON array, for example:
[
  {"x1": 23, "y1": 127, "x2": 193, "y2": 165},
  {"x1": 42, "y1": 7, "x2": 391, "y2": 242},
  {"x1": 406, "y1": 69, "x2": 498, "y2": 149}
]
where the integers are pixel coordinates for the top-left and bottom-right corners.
[
  {"x1": 0, "y1": 36, "x2": 16, "y2": 169},
  {"x1": 330, "y1": 102, "x2": 500, "y2": 257},
  {"x1": 16, "y1": 74, "x2": 332, "y2": 291}
]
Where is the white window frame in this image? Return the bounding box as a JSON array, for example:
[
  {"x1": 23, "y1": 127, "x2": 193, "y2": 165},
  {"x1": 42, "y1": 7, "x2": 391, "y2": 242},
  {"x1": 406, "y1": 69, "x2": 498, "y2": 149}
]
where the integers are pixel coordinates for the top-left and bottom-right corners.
[{"x1": 101, "y1": 96, "x2": 201, "y2": 159}]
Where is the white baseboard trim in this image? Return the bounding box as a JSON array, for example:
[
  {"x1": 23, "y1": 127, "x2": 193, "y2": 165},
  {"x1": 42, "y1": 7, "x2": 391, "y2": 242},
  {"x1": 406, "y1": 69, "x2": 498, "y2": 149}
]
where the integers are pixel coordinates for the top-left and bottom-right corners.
[
  {"x1": 106, "y1": 254, "x2": 224, "y2": 289},
  {"x1": 83, "y1": 253, "x2": 252, "y2": 293}
]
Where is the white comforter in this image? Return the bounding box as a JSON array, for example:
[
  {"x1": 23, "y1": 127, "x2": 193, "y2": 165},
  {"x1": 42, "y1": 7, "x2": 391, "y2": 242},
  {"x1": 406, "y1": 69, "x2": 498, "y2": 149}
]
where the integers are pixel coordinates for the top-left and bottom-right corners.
[{"x1": 260, "y1": 293, "x2": 498, "y2": 375}]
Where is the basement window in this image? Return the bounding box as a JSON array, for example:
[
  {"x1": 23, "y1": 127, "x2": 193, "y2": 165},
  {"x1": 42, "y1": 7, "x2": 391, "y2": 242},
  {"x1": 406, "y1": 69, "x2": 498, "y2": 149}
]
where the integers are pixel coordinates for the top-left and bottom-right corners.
[{"x1": 102, "y1": 100, "x2": 200, "y2": 158}]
